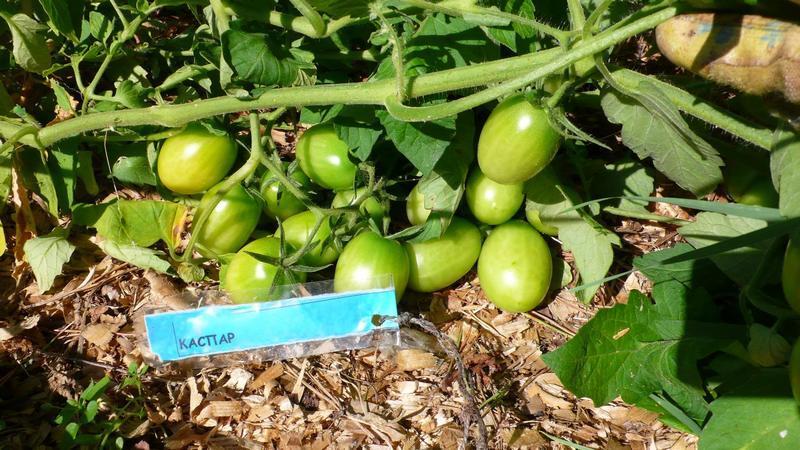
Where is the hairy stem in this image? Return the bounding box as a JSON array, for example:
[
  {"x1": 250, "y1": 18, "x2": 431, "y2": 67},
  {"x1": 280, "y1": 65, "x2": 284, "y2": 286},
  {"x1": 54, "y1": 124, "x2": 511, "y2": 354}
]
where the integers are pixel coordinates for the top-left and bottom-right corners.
[{"x1": 288, "y1": 0, "x2": 326, "y2": 37}]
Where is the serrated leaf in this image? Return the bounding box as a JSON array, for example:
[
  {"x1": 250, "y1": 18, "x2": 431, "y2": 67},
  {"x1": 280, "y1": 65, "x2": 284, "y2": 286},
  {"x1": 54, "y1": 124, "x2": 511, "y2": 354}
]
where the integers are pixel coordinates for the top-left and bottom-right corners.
[
  {"x1": 73, "y1": 199, "x2": 187, "y2": 249},
  {"x1": 591, "y1": 160, "x2": 654, "y2": 213},
  {"x1": 525, "y1": 167, "x2": 620, "y2": 302},
  {"x1": 114, "y1": 80, "x2": 148, "y2": 109},
  {"x1": 332, "y1": 106, "x2": 383, "y2": 161},
  {"x1": 770, "y1": 126, "x2": 800, "y2": 218},
  {"x1": 222, "y1": 27, "x2": 310, "y2": 87},
  {"x1": 601, "y1": 87, "x2": 723, "y2": 196},
  {"x1": 377, "y1": 110, "x2": 456, "y2": 175},
  {"x1": 88, "y1": 11, "x2": 115, "y2": 43},
  {"x1": 1, "y1": 13, "x2": 51, "y2": 73},
  {"x1": 700, "y1": 368, "x2": 800, "y2": 449},
  {"x1": 679, "y1": 212, "x2": 770, "y2": 285},
  {"x1": 306, "y1": 0, "x2": 369, "y2": 18},
  {"x1": 23, "y1": 228, "x2": 75, "y2": 293},
  {"x1": 299, "y1": 105, "x2": 343, "y2": 125},
  {"x1": 112, "y1": 156, "x2": 157, "y2": 186},
  {"x1": 95, "y1": 240, "x2": 173, "y2": 274}
]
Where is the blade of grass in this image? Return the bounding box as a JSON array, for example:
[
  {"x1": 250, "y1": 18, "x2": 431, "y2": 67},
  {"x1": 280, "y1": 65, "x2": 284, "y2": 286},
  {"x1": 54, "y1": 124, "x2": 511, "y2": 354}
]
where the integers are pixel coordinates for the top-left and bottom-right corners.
[{"x1": 566, "y1": 196, "x2": 784, "y2": 222}]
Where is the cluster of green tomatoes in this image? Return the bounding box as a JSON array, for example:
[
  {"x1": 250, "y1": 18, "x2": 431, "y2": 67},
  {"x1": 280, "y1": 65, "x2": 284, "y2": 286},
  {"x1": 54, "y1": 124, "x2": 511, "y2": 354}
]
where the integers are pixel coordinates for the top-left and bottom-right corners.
[{"x1": 155, "y1": 96, "x2": 563, "y2": 312}]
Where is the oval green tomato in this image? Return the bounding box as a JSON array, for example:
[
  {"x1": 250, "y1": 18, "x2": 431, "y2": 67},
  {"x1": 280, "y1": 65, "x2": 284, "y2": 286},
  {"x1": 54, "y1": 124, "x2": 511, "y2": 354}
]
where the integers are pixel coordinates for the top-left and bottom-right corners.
[
  {"x1": 278, "y1": 210, "x2": 339, "y2": 266},
  {"x1": 725, "y1": 161, "x2": 779, "y2": 208},
  {"x1": 331, "y1": 187, "x2": 385, "y2": 223},
  {"x1": 405, "y1": 217, "x2": 482, "y2": 292},
  {"x1": 295, "y1": 124, "x2": 357, "y2": 191},
  {"x1": 195, "y1": 183, "x2": 261, "y2": 256},
  {"x1": 466, "y1": 167, "x2": 524, "y2": 225},
  {"x1": 478, "y1": 220, "x2": 552, "y2": 312},
  {"x1": 223, "y1": 237, "x2": 306, "y2": 304},
  {"x1": 157, "y1": 124, "x2": 237, "y2": 194},
  {"x1": 791, "y1": 339, "x2": 800, "y2": 405},
  {"x1": 784, "y1": 238, "x2": 800, "y2": 313},
  {"x1": 406, "y1": 183, "x2": 431, "y2": 226},
  {"x1": 261, "y1": 166, "x2": 311, "y2": 221},
  {"x1": 334, "y1": 231, "x2": 410, "y2": 300},
  {"x1": 477, "y1": 96, "x2": 560, "y2": 184}
]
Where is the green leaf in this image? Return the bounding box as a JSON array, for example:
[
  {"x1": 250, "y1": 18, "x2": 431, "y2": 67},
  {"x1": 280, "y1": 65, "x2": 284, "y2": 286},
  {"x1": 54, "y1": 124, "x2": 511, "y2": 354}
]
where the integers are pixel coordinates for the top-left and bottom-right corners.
[
  {"x1": 16, "y1": 148, "x2": 59, "y2": 217},
  {"x1": 77, "y1": 151, "x2": 99, "y2": 195},
  {"x1": 700, "y1": 368, "x2": 800, "y2": 449},
  {"x1": 112, "y1": 155, "x2": 157, "y2": 186},
  {"x1": 38, "y1": 0, "x2": 83, "y2": 42},
  {"x1": 591, "y1": 160, "x2": 654, "y2": 213},
  {"x1": 83, "y1": 400, "x2": 99, "y2": 423},
  {"x1": 377, "y1": 109, "x2": 456, "y2": 175},
  {"x1": 679, "y1": 212, "x2": 770, "y2": 285},
  {"x1": 114, "y1": 80, "x2": 148, "y2": 109},
  {"x1": 221, "y1": 27, "x2": 311, "y2": 87},
  {"x1": 48, "y1": 139, "x2": 79, "y2": 212},
  {"x1": 80, "y1": 376, "x2": 111, "y2": 402},
  {"x1": 0, "y1": 83, "x2": 13, "y2": 115},
  {"x1": 64, "y1": 422, "x2": 80, "y2": 440},
  {"x1": 95, "y1": 240, "x2": 173, "y2": 274},
  {"x1": 23, "y1": 228, "x2": 75, "y2": 293},
  {"x1": 770, "y1": 126, "x2": 800, "y2": 218},
  {"x1": 526, "y1": 167, "x2": 620, "y2": 302},
  {"x1": 0, "y1": 152, "x2": 11, "y2": 214},
  {"x1": 73, "y1": 199, "x2": 187, "y2": 249},
  {"x1": 306, "y1": 0, "x2": 369, "y2": 18},
  {"x1": 1, "y1": 13, "x2": 51, "y2": 73},
  {"x1": 331, "y1": 106, "x2": 384, "y2": 161},
  {"x1": 88, "y1": 11, "x2": 115, "y2": 44},
  {"x1": 50, "y1": 79, "x2": 74, "y2": 114},
  {"x1": 601, "y1": 87, "x2": 723, "y2": 196},
  {"x1": 299, "y1": 105, "x2": 343, "y2": 125}
]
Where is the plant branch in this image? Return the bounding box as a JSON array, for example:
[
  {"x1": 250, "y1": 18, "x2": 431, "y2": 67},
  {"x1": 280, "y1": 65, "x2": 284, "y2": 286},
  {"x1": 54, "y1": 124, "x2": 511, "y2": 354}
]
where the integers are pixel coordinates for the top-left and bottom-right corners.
[{"x1": 288, "y1": 0, "x2": 326, "y2": 37}]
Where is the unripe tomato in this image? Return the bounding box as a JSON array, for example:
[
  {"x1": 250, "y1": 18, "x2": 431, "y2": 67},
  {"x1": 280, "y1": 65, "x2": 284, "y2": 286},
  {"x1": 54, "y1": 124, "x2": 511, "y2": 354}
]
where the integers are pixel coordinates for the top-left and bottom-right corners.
[
  {"x1": 157, "y1": 124, "x2": 237, "y2": 194},
  {"x1": 223, "y1": 237, "x2": 306, "y2": 304},
  {"x1": 331, "y1": 187, "x2": 385, "y2": 223},
  {"x1": 466, "y1": 167, "x2": 524, "y2": 225},
  {"x1": 406, "y1": 183, "x2": 431, "y2": 226},
  {"x1": 478, "y1": 221, "x2": 552, "y2": 312},
  {"x1": 784, "y1": 238, "x2": 800, "y2": 313},
  {"x1": 405, "y1": 217, "x2": 482, "y2": 292},
  {"x1": 277, "y1": 210, "x2": 339, "y2": 266},
  {"x1": 334, "y1": 231, "x2": 410, "y2": 300},
  {"x1": 295, "y1": 124, "x2": 358, "y2": 191},
  {"x1": 724, "y1": 161, "x2": 779, "y2": 208},
  {"x1": 791, "y1": 339, "x2": 800, "y2": 405},
  {"x1": 477, "y1": 96, "x2": 560, "y2": 184},
  {"x1": 195, "y1": 183, "x2": 261, "y2": 256},
  {"x1": 260, "y1": 165, "x2": 311, "y2": 221}
]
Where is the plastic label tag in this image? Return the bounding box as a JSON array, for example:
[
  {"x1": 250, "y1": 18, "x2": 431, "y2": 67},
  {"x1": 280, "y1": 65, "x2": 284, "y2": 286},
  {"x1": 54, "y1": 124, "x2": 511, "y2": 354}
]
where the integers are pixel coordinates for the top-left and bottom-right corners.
[{"x1": 144, "y1": 288, "x2": 398, "y2": 362}]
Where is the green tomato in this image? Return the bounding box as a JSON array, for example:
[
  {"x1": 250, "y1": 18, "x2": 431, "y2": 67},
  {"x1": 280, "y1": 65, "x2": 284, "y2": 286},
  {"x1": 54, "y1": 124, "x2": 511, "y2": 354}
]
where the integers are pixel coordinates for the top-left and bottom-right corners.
[
  {"x1": 157, "y1": 124, "x2": 237, "y2": 194},
  {"x1": 406, "y1": 183, "x2": 431, "y2": 226},
  {"x1": 784, "y1": 238, "x2": 800, "y2": 314},
  {"x1": 465, "y1": 167, "x2": 524, "y2": 225},
  {"x1": 478, "y1": 220, "x2": 552, "y2": 312},
  {"x1": 260, "y1": 166, "x2": 311, "y2": 221},
  {"x1": 295, "y1": 124, "x2": 358, "y2": 191},
  {"x1": 223, "y1": 237, "x2": 306, "y2": 304},
  {"x1": 725, "y1": 163, "x2": 779, "y2": 208},
  {"x1": 334, "y1": 231, "x2": 410, "y2": 300},
  {"x1": 791, "y1": 339, "x2": 800, "y2": 405},
  {"x1": 405, "y1": 217, "x2": 482, "y2": 292},
  {"x1": 477, "y1": 96, "x2": 560, "y2": 184},
  {"x1": 195, "y1": 183, "x2": 261, "y2": 256},
  {"x1": 331, "y1": 187, "x2": 385, "y2": 223},
  {"x1": 277, "y1": 210, "x2": 339, "y2": 266}
]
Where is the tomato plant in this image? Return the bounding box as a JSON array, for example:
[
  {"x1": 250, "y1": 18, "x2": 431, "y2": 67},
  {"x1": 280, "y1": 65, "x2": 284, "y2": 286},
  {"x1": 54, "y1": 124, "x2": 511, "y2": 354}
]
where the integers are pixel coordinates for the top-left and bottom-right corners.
[
  {"x1": 784, "y1": 238, "x2": 800, "y2": 314},
  {"x1": 406, "y1": 183, "x2": 432, "y2": 226},
  {"x1": 405, "y1": 217, "x2": 482, "y2": 292},
  {"x1": 477, "y1": 96, "x2": 560, "y2": 185},
  {"x1": 334, "y1": 231, "x2": 409, "y2": 300},
  {"x1": 477, "y1": 221, "x2": 552, "y2": 312},
  {"x1": 195, "y1": 183, "x2": 261, "y2": 256},
  {"x1": 157, "y1": 124, "x2": 238, "y2": 194},
  {"x1": 260, "y1": 165, "x2": 311, "y2": 221},
  {"x1": 295, "y1": 124, "x2": 358, "y2": 191},
  {"x1": 331, "y1": 187, "x2": 385, "y2": 223},
  {"x1": 223, "y1": 237, "x2": 306, "y2": 304},
  {"x1": 465, "y1": 167, "x2": 524, "y2": 225},
  {"x1": 277, "y1": 210, "x2": 339, "y2": 267}
]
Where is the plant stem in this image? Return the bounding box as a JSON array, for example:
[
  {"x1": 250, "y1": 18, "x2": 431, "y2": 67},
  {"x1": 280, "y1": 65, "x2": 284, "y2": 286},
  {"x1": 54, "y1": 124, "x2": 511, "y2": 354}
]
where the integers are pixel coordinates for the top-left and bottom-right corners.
[
  {"x1": 288, "y1": 0, "x2": 326, "y2": 37},
  {"x1": 265, "y1": 10, "x2": 365, "y2": 38}
]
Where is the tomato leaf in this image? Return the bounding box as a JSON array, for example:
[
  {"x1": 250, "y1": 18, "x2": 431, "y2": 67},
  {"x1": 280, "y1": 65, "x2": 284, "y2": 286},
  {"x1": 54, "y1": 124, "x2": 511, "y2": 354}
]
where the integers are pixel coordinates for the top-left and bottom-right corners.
[
  {"x1": 0, "y1": 152, "x2": 11, "y2": 214},
  {"x1": 38, "y1": 0, "x2": 83, "y2": 42},
  {"x1": 221, "y1": 25, "x2": 312, "y2": 87},
  {"x1": 112, "y1": 151, "x2": 157, "y2": 186},
  {"x1": 48, "y1": 139, "x2": 79, "y2": 212},
  {"x1": 601, "y1": 86, "x2": 723, "y2": 196},
  {"x1": 525, "y1": 167, "x2": 620, "y2": 302},
  {"x1": 700, "y1": 368, "x2": 800, "y2": 449},
  {"x1": 73, "y1": 199, "x2": 187, "y2": 249},
  {"x1": 95, "y1": 239, "x2": 173, "y2": 274},
  {"x1": 770, "y1": 126, "x2": 800, "y2": 218},
  {"x1": 377, "y1": 109, "x2": 456, "y2": 175},
  {"x1": 544, "y1": 244, "x2": 743, "y2": 423},
  {"x1": 88, "y1": 11, "x2": 116, "y2": 44},
  {"x1": 16, "y1": 148, "x2": 59, "y2": 217},
  {"x1": 0, "y1": 13, "x2": 51, "y2": 73},
  {"x1": 590, "y1": 160, "x2": 655, "y2": 214},
  {"x1": 331, "y1": 106, "x2": 384, "y2": 161},
  {"x1": 679, "y1": 212, "x2": 771, "y2": 286},
  {"x1": 23, "y1": 228, "x2": 75, "y2": 293}
]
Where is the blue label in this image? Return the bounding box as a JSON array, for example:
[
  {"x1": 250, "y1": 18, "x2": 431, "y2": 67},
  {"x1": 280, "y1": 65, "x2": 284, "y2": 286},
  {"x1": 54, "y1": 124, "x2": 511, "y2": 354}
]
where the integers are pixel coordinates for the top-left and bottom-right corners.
[{"x1": 144, "y1": 288, "x2": 398, "y2": 362}]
